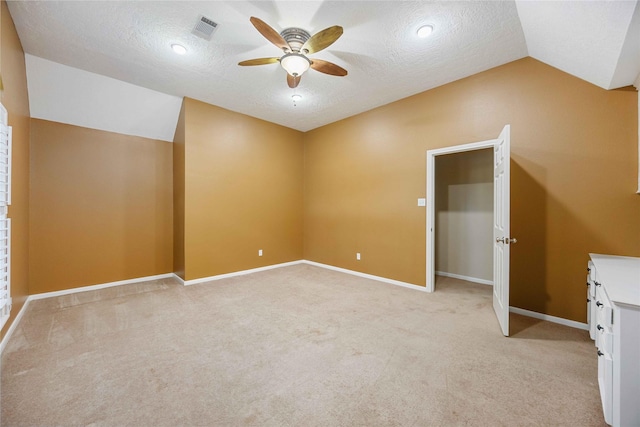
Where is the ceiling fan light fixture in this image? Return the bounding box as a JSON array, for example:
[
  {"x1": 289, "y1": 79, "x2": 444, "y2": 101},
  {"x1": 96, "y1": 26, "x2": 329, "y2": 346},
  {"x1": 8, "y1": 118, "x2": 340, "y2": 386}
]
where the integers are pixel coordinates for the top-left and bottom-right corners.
[
  {"x1": 280, "y1": 53, "x2": 311, "y2": 77},
  {"x1": 417, "y1": 25, "x2": 434, "y2": 38}
]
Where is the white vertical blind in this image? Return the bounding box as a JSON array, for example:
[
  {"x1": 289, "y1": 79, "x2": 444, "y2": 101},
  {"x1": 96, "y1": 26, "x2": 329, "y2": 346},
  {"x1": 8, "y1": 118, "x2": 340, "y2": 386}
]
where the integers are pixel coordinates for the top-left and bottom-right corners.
[{"x1": 0, "y1": 103, "x2": 12, "y2": 331}]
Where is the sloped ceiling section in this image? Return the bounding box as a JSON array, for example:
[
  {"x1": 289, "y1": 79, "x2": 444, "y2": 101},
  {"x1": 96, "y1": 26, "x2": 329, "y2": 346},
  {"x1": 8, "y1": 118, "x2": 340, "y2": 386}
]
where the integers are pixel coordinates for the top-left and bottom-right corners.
[
  {"x1": 610, "y1": 1, "x2": 640, "y2": 89},
  {"x1": 516, "y1": 0, "x2": 640, "y2": 90},
  {"x1": 26, "y1": 55, "x2": 182, "y2": 142},
  {"x1": 7, "y1": 0, "x2": 640, "y2": 141}
]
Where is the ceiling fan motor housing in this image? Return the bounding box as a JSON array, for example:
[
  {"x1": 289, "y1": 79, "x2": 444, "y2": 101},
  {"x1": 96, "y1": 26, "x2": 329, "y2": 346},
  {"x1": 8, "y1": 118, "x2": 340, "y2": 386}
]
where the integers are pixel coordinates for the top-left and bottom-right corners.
[{"x1": 280, "y1": 28, "x2": 311, "y2": 52}]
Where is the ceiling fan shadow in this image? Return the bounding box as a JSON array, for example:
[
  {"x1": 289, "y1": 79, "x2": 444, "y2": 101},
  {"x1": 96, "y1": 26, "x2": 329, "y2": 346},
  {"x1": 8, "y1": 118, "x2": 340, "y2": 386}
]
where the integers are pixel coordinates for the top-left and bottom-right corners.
[
  {"x1": 327, "y1": 50, "x2": 375, "y2": 68},
  {"x1": 224, "y1": 42, "x2": 267, "y2": 56},
  {"x1": 249, "y1": 0, "x2": 277, "y2": 13},
  {"x1": 226, "y1": 1, "x2": 282, "y2": 25},
  {"x1": 308, "y1": 1, "x2": 377, "y2": 30}
]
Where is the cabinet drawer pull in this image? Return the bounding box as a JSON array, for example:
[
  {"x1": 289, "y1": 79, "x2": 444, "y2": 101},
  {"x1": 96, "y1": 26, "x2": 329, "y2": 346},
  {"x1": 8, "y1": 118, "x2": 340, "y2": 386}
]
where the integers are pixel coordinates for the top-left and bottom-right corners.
[{"x1": 596, "y1": 301, "x2": 603, "y2": 307}]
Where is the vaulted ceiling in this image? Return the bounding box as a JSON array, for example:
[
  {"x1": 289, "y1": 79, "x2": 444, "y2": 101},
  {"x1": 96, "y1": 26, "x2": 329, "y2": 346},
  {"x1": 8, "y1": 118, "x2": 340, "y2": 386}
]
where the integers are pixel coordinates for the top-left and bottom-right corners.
[{"x1": 7, "y1": 1, "x2": 640, "y2": 139}]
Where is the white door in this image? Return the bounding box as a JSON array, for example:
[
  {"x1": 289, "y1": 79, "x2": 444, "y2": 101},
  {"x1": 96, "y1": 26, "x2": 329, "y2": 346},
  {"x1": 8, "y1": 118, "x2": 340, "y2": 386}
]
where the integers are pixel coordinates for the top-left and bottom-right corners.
[
  {"x1": 426, "y1": 125, "x2": 513, "y2": 337},
  {"x1": 493, "y1": 124, "x2": 511, "y2": 336}
]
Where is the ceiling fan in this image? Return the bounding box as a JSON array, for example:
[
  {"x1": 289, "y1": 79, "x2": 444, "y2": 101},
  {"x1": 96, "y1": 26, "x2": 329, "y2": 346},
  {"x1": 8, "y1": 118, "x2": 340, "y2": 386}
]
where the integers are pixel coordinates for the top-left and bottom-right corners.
[{"x1": 238, "y1": 17, "x2": 348, "y2": 88}]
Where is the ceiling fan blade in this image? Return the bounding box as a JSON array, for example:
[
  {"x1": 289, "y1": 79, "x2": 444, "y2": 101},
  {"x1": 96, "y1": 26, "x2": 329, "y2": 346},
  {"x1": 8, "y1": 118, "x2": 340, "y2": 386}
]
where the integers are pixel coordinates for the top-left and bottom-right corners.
[
  {"x1": 310, "y1": 59, "x2": 348, "y2": 76},
  {"x1": 238, "y1": 57, "x2": 280, "y2": 66},
  {"x1": 287, "y1": 74, "x2": 301, "y2": 88},
  {"x1": 302, "y1": 26, "x2": 343, "y2": 54},
  {"x1": 250, "y1": 17, "x2": 290, "y2": 52}
]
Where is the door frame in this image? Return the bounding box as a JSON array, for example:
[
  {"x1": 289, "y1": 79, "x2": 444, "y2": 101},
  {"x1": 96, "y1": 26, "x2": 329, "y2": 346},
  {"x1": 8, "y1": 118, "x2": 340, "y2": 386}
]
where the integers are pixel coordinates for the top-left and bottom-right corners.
[{"x1": 425, "y1": 139, "x2": 496, "y2": 293}]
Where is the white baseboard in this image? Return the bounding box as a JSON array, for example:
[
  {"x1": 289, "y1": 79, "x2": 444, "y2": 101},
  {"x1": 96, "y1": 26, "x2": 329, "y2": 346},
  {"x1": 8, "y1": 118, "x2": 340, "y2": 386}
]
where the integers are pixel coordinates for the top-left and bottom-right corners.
[
  {"x1": 0, "y1": 297, "x2": 31, "y2": 354},
  {"x1": 0, "y1": 272, "x2": 175, "y2": 355},
  {"x1": 28, "y1": 273, "x2": 175, "y2": 301},
  {"x1": 435, "y1": 271, "x2": 493, "y2": 286},
  {"x1": 302, "y1": 260, "x2": 428, "y2": 292},
  {"x1": 304, "y1": 262, "x2": 587, "y2": 330},
  {"x1": 183, "y1": 260, "x2": 304, "y2": 286},
  {"x1": 1, "y1": 264, "x2": 588, "y2": 355},
  {"x1": 509, "y1": 306, "x2": 589, "y2": 330}
]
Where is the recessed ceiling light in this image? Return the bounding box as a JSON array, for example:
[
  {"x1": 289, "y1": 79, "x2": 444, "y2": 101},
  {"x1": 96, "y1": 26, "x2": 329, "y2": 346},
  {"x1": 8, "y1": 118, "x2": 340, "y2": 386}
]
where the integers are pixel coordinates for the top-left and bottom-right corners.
[
  {"x1": 417, "y1": 25, "x2": 434, "y2": 38},
  {"x1": 171, "y1": 44, "x2": 187, "y2": 55},
  {"x1": 292, "y1": 94, "x2": 302, "y2": 102}
]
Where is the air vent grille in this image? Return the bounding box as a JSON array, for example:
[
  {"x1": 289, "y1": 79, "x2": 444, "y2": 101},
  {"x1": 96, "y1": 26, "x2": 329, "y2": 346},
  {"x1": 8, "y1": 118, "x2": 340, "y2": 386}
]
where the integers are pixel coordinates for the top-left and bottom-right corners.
[{"x1": 192, "y1": 15, "x2": 218, "y2": 40}]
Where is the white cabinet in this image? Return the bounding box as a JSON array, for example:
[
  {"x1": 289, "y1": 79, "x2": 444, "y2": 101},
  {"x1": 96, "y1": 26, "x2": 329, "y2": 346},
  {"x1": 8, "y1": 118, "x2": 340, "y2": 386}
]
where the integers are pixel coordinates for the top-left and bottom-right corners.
[{"x1": 588, "y1": 254, "x2": 640, "y2": 427}]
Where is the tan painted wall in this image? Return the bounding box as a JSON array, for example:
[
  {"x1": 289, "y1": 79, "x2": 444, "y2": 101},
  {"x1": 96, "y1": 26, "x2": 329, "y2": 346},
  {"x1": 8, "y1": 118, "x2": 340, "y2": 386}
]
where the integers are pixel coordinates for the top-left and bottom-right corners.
[
  {"x1": 304, "y1": 57, "x2": 639, "y2": 322},
  {"x1": 182, "y1": 98, "x2": 303, "y2": 280},
  {"x1": 435, "y1": 149, "x2": 493, "y2": 282},
  {"x1": 0, "y1": 0, "x2": 30, "y2": 340},
  {"x1": 29, "y1": 119, "x2": 173, "y2": 293},
  {"x1": 173, "y1": 100, "x2": 185, "y2": 280}
]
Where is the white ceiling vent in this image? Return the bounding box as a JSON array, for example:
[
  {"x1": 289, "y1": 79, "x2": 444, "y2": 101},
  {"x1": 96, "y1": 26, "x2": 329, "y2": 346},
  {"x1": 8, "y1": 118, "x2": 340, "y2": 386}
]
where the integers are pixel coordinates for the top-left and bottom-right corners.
[{"x1": 192, "y1": 15, "x2": 218, "y2": 41}]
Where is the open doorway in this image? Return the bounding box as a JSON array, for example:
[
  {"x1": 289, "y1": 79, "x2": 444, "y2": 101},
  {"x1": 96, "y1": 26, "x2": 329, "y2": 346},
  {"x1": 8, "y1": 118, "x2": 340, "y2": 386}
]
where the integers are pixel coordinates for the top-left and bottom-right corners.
[
  {"x1": 434, "y1": 148, "x2": 494, "y2": 287},
  {"x1": 426, "y1": 125, "x2": 512, "y2": 336}
]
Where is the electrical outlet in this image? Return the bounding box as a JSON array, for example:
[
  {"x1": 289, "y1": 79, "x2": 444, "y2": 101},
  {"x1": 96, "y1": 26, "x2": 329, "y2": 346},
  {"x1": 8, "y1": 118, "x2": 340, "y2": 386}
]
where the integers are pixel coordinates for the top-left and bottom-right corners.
[
  {"x1": 356, "y1": 252, "x2": 361, "y2": 260},
  {"x1": 258, "y1": 249, "x2": 263, "y2": 256}
]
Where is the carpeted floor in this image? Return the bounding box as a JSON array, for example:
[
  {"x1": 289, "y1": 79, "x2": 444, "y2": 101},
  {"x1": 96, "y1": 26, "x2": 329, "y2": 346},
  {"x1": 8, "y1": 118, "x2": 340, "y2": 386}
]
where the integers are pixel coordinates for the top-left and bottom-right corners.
[{"x1": 1, "y1": 264, "x2": 605, "y2": 426}]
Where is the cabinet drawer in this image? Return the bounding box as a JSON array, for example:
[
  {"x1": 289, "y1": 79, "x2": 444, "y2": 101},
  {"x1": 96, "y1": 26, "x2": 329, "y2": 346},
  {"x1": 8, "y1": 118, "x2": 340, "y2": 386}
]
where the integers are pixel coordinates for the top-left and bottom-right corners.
[
  {"x1": 599, "y1": 330, "x2": 613, "y2": 355},
  {"x1": 588, "y1": 273, "x2": 596, "y2": 298},
  {"x1": 587, "y1": 285, "x2": 594, "y2": 340},
  {"x1": 595, "y1": 287, "x2": 613, "y2": 329},
  {"x1": 587, "y1": 270, "x2": 597, "y2": 341}
]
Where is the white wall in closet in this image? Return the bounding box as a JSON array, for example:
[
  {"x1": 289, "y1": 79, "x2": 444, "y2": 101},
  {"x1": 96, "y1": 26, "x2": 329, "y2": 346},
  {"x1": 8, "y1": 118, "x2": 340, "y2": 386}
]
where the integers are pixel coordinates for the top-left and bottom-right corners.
[{"x1": 435, "y1": 148, "x2": 493, "y2": 284}]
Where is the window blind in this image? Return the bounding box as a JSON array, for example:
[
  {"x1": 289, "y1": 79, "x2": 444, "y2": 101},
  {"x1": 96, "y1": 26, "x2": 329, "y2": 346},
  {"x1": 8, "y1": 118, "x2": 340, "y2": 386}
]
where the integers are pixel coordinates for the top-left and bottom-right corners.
[{"x1": 0, "y1": 105, "x2": 12, "y2": 331}]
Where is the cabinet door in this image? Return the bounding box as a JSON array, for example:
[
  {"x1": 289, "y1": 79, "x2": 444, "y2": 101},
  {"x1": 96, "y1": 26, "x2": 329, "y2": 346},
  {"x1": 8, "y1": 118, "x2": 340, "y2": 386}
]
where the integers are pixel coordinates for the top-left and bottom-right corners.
[
  {"x1": 603, "y1": 354, "x2": 613, "y2": 425},
  {"x1": 597, "y1": 350, "x2": 613, "y2": 425}
]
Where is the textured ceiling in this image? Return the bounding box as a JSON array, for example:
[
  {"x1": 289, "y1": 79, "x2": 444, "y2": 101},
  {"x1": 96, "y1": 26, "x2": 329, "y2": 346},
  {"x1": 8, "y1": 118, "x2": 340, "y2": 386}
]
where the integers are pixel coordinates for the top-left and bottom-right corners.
[{"x1": 6, "y1": 1, "x2": 640, "y2": 134}]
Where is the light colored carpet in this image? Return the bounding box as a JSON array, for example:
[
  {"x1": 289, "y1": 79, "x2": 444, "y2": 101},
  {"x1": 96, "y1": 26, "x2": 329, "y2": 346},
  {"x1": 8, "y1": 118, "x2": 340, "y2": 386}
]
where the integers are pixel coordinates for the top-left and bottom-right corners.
[{"x1": 1, "y1": 264, "x2": 605, "y2": 426}]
